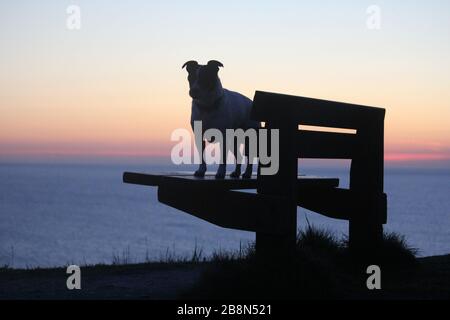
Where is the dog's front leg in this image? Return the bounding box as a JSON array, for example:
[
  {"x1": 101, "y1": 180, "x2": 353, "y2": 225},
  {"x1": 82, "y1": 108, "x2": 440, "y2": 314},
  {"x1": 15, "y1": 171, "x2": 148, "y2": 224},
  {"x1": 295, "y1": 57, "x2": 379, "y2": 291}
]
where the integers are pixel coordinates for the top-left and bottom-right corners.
[
  {"x1": 230, "y1": 164, "x2": 241, "y2": 178},
  {"x1": 230, "y1": 139, "x2": 242, "y2": 178},
  {"x1": 194, "y1": 139, "x2": 207, "y2": 177},
  {"x1": 215, "y1": 141, "x2": 226, "y2": 179}
]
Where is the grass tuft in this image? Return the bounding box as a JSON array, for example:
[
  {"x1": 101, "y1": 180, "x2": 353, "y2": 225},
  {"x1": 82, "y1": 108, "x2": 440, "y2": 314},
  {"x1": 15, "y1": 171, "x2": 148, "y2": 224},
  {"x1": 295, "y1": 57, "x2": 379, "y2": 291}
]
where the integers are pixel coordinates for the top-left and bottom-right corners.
[
  {"x1": 183, "y1": 227, "x2": 418, "y2": 299},
  {"x1": 297, "y1": 226, "x2": 343, "y2": 254}
]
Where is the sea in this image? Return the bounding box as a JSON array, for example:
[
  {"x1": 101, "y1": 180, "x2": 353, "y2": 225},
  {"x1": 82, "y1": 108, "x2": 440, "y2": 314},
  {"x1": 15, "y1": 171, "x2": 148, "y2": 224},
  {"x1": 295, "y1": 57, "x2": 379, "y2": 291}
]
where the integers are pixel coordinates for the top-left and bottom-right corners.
[{"x1": 0, "y1": 160, "x2": 449, "y2": 268}]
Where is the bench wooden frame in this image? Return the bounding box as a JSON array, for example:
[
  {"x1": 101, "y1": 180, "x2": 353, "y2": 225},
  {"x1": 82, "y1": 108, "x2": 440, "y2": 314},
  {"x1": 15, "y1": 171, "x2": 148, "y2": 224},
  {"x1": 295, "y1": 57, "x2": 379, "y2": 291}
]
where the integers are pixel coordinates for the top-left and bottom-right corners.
[
  {"x1": 252, "y1": 91, "x2": 386, "y2": 256},
  {"x1": 123, "y1": 90, "x2": 387, "y2": 260}
]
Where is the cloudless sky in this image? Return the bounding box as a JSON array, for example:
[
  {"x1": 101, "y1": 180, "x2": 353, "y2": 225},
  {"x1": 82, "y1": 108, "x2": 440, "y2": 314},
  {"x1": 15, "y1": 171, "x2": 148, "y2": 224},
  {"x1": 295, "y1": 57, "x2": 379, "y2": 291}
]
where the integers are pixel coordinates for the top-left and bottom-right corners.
[{"x1": 1, "y1": 0, "x2": 449, "y2": 166}]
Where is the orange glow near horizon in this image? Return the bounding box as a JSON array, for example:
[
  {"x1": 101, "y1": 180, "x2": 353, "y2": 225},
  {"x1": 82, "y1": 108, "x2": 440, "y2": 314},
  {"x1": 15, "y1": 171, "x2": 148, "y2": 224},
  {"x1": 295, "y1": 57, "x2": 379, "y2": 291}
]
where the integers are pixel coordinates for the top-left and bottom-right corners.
[{"x1": 384, "y1": 153, "x2": 450, "y2": 162}]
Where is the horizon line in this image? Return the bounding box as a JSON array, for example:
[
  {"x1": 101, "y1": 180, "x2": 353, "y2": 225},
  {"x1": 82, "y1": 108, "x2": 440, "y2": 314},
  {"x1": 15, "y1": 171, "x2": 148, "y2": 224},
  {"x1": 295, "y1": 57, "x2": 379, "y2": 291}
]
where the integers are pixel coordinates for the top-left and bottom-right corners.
[{"x1": 1, "y1": 152, "x2": 449, "y2": 168}]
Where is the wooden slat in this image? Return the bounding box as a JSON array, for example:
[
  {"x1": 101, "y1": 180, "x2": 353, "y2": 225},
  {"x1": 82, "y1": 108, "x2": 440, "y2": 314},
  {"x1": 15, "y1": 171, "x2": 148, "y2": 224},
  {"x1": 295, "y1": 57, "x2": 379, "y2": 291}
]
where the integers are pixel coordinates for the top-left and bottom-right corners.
[
  {"x1": 297, "y1": 187, "x2": 387, "y2": 223},
  {"x1": 123, "y1": 171, "x2": 257, "y2": 189},
  {"x1": 123, "y1": 172, "x2": 339, "y2": 189},
  {"x1": 123, "y1": 172, "x2": 162, "y2": 186},
  {"x1": 252, "y1": 91, "x2": 385, "y2": 129},
  {"x1": 159, "y1": 175, "x2": 258, "y2": 190},
  {"x1": 297, "y1": 130, "x2": 357, "y2": 159},
  {"x1": 157, "y1": 178, "x2": 290, "y2": 234}
]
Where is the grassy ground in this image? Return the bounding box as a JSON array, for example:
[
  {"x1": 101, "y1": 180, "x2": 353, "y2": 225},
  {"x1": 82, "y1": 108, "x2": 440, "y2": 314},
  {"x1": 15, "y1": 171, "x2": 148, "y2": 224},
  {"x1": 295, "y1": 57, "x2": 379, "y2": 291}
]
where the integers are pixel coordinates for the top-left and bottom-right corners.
[
  {"x1": 185, "y1": 228, "x2": 445, "y2": 299},
  {"x1": 1, "y1": 228, "x2": 449, "y2": 299}
]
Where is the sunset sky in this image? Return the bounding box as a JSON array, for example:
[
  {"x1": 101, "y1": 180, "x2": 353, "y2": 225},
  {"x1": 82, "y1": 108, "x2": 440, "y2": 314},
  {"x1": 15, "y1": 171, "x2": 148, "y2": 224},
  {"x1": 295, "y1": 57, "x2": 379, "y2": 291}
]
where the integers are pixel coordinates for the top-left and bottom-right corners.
[{"x1": 1, "y1": 1, "x2": 449, "y2": 166}]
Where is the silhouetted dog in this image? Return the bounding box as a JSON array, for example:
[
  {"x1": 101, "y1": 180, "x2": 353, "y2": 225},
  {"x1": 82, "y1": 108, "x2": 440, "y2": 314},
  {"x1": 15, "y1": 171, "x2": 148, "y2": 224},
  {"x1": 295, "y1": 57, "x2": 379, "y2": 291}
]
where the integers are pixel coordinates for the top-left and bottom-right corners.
[{"x1": 183, "y1": 60, "x2": 258, "y2": 179}]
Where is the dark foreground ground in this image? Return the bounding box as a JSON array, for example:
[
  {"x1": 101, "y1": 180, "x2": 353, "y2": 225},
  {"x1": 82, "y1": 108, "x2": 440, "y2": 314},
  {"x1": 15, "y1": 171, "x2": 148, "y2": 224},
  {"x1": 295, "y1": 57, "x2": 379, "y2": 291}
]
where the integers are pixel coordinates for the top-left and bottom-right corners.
[
  {"x1": 1, "y1": 230, "x2": 449, "y2": 300},
  {"x1": 1, "y1": 255, "x2": 449, "y2": 300},
  {"x1": 0, "y1": 262, "x2": 206, "y2": 299}
]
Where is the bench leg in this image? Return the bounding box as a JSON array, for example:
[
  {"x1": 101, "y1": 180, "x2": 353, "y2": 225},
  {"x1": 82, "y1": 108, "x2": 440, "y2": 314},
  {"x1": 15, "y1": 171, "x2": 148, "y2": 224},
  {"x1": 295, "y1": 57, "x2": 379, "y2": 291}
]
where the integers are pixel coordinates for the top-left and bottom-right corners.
[
  {"x1": 349, "y1": 219, "x2": 383, "y2": 254},
  {"x1": 255, "y1": 232, "x2": 296, "y2": 264}
]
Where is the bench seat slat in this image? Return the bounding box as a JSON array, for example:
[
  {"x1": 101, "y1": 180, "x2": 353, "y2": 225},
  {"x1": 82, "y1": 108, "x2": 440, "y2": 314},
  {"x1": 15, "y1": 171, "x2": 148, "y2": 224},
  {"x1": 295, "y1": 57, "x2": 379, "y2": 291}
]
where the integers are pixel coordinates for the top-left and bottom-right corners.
[
  {"x1": 123, "y1": 172, "x2": 339, "y2": 190},
  {"x1": 158, "y1": 181, "x2": 291, "y2": 234},
  {"x1": 297, "y1": 187, "x2": 387, "y2": 223}
]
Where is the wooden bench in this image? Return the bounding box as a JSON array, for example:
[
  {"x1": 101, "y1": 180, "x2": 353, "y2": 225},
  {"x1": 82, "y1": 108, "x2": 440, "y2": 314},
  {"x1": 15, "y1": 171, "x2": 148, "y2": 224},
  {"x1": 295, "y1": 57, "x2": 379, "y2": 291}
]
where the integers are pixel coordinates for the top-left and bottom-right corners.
[{"x1": 123, "y1": 90, "x2": 387, "y2": 259}]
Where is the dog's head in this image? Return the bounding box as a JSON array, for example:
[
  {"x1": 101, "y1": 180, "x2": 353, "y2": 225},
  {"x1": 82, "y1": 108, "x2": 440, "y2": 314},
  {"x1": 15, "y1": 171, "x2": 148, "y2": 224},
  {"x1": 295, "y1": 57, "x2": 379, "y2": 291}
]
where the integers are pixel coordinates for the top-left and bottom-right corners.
[{"x1": 182, "y1": 60, "x2": 224, "y2": 106}]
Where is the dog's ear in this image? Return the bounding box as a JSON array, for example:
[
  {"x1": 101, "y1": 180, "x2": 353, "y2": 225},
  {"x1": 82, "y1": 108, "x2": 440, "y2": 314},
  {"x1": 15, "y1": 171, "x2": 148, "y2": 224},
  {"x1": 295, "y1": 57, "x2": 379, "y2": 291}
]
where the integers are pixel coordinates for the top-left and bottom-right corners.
[
  {"x1": 207, "y1": 60, "x2": 224, "y2": 72},
  {"x1": 182, "y1": 60, "x2": 199, "y2": 73}
]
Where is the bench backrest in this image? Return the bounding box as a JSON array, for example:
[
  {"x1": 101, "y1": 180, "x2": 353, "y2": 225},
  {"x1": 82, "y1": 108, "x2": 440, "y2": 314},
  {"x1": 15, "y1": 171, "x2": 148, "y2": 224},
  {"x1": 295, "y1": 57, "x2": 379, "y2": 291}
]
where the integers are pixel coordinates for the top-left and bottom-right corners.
[{"x1": 251, "y1": 90, "x2": 385, "y2": 194}]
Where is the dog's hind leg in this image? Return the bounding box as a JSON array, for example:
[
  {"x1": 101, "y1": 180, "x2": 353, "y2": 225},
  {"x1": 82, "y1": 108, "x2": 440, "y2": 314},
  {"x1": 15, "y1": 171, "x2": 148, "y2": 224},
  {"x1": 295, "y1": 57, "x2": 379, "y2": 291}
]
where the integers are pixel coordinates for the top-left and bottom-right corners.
[
  {"x1": 242, "y1": 162, "x2": 253, "y2": 179},
  {"x1": 242, "y1": 134, "x2": 255, "y2": 179},
  {"x1": 215, "y1": 140, "x2": 226, "y2": 179},
  {"x1": 194, "y1": 139, "x2": 207, "y2": 177},
  {"x1": 216, "y1": 164, "x2": 226, "y2": 179}
]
